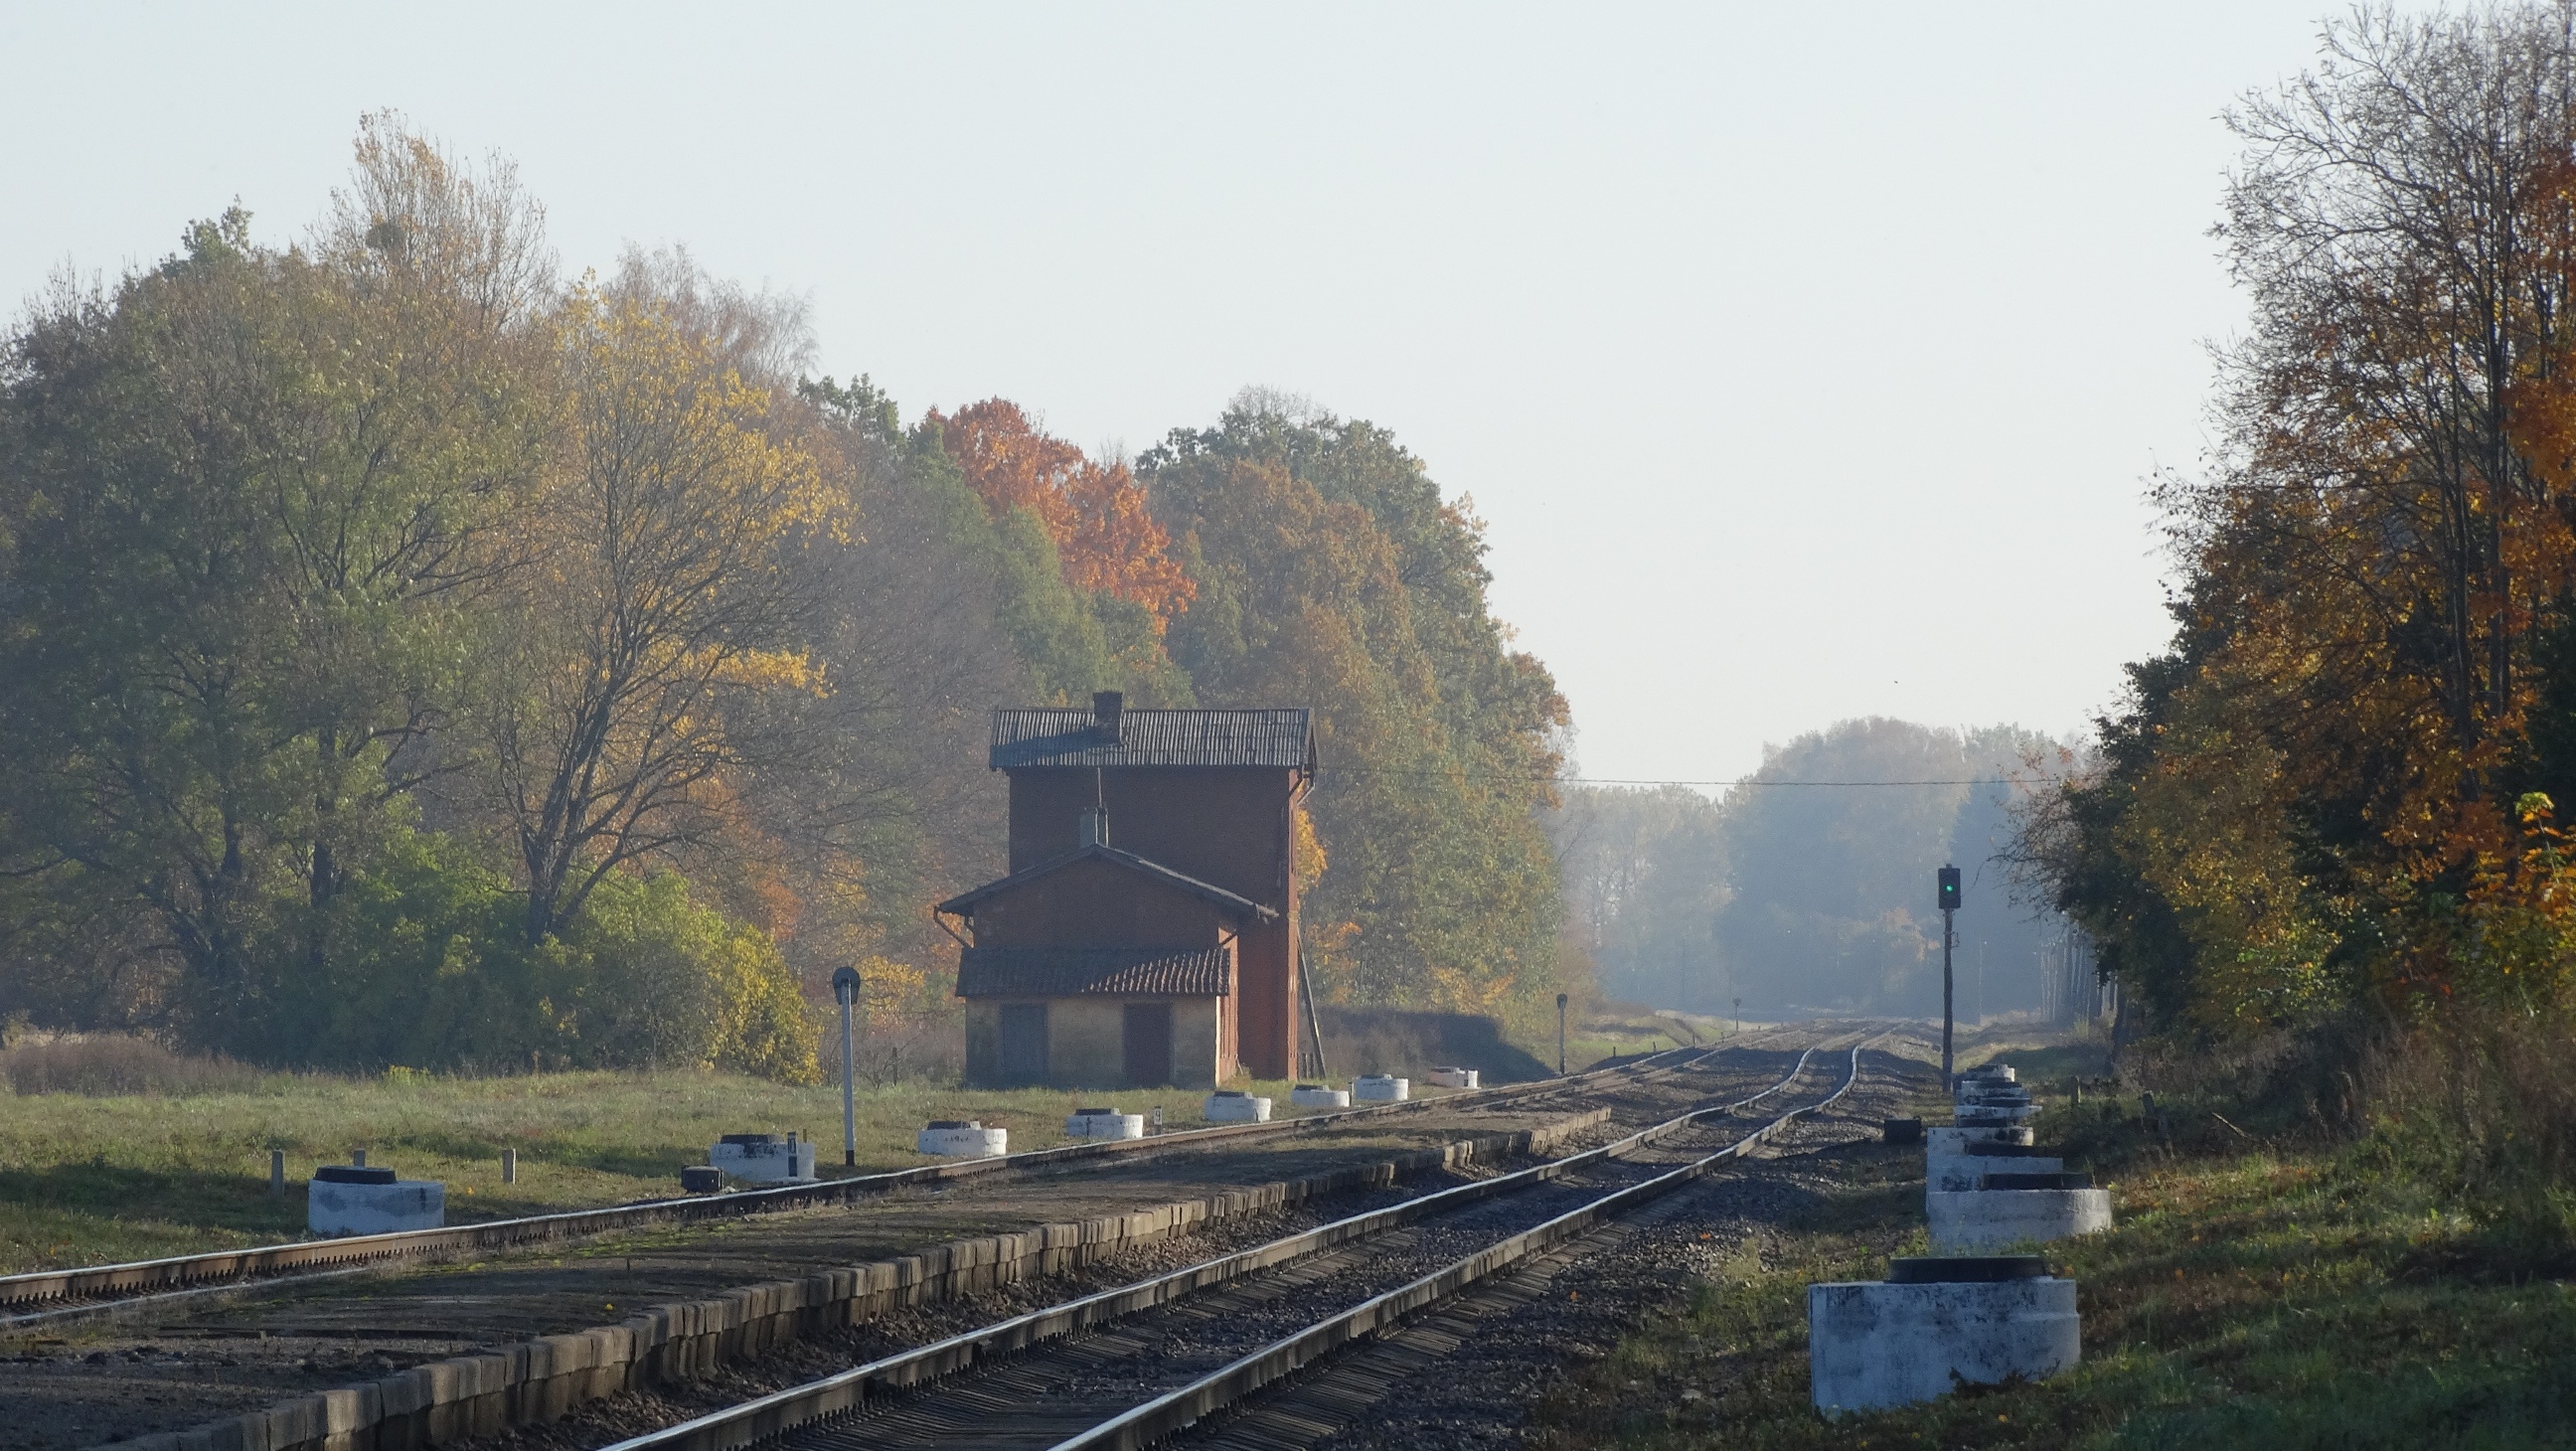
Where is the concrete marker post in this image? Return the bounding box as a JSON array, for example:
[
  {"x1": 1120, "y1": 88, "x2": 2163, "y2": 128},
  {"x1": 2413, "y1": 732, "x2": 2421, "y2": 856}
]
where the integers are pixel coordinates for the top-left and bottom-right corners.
[
  {"x1": 503, "y1": 1147, "x2": 518, "y2": 1185},
  {"x1": 1811, "y1": 1255, "x2": 2078, "y2": 1412},
  {"x1": 833, "y1": 965, "x2": 863, "y2": 1168},
  {"x1": 268, "y1": 1149, "x2": 284, "y2": 1198},
  {"x1": 1556, "y1": 992, "x2": 1568, "y2": 1075}
]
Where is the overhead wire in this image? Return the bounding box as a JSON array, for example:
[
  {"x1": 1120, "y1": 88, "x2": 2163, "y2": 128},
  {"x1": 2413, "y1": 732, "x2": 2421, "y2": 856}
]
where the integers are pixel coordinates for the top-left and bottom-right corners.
[{"x1": 1315, "y1": 769, "x2": 2030, "y2": 788}]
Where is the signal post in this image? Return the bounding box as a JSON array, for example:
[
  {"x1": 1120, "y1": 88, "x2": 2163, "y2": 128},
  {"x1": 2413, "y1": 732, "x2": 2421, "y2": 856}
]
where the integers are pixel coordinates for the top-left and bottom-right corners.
[{"x1": 1937, "y1": 865, "x2": 1961, "y2": 1090}]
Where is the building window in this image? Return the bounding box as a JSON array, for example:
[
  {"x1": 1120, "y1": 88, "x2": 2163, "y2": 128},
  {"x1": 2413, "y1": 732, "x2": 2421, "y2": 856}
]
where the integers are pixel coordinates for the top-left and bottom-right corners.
[{"x1": 1000, "y1": 1003, "x2": 1048, "y2": 1084}]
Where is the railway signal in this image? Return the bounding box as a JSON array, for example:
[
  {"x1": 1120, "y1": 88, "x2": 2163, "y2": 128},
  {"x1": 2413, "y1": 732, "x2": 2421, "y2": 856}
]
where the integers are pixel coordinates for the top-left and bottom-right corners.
[{"x1": 1936, "y1": 866, "x2": 1961, "y2": 1089}]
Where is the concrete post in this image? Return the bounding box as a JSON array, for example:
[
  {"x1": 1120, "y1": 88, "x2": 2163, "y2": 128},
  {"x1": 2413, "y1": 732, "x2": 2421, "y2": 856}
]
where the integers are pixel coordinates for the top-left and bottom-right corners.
[
  {"x1": 352, "y1": 1148, "x2": 367, "y2": 1169},
  {"x1": 502, "y1": 1148, "x2": 517, "y2": 1185},
  {"x1": 268, "y1": 1150, "x2": 284, "y2": 1198},
  {"x1": 1556, "y1": 992, "x2": 1568, "y2": 1076}
]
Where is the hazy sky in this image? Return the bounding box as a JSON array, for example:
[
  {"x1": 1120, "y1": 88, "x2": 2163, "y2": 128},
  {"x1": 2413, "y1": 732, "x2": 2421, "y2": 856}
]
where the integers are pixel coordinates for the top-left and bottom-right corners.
[{"x1": 0, "y1": 3, "x2": 2336, "y2": 783}]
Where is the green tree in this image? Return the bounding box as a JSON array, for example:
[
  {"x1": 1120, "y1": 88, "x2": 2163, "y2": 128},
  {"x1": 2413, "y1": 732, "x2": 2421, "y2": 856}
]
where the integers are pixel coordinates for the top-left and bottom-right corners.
[
  {"x1": 1142, "y1": 393, "x2": 1568, "y2": 1026},
  {"x1": 0, "y1": 118, "x2": 553, "y2": 1056}
]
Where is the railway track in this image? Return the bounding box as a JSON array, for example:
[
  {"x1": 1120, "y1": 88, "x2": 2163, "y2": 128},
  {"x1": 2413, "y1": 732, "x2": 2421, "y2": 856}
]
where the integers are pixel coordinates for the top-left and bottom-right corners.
[
  {"x1": 575, "y1": 1034, "x2": 1879, "y2": 1451},
  {"x1": 0, "y1": 1034, "x2": 1778, "y2": 1327}
]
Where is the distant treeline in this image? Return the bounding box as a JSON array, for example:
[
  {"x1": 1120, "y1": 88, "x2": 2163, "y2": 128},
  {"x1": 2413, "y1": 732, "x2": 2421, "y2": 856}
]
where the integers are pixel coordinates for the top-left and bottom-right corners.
[
  {"x1": 1552, "y1": 720, "x2": 2071, "y2": 1019},
  {"x1": 0, "y1": 116, "x2": 1566, "y2": 1075}
]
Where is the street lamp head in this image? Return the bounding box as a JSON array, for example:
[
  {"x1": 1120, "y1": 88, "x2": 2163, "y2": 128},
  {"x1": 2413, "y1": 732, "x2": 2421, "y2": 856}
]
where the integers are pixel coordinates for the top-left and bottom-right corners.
[{"x1": 832, "y1": 965, "x2": 862, "y2": 1004}]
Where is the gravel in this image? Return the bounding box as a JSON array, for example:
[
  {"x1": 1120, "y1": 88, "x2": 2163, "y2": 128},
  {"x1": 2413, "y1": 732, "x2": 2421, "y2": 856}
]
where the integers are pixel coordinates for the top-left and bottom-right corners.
[
  {"x1": 310, "y1": 1049, "x2": 1827, "y2": 1451},
  {"x1": 1180, "y1": 1044, "x2": 1939, "y2": 1449}
]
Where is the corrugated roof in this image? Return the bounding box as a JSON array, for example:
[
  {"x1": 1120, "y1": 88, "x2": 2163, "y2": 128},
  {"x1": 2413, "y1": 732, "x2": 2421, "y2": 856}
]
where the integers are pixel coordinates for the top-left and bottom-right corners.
[
  {"x1": 934, "y1": 844, "x2": 1277, "y2": 922},
  {"x1": 990, "y1": 707, "x2": 1315, "y2": 770},
  {"x1": 956, "y1": 945, "x2": 1233, "y2": 998}
]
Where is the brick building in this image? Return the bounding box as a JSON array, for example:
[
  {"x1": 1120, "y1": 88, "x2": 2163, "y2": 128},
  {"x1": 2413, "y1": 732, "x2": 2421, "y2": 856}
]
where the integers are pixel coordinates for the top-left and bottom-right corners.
[{"x1": 936, "y1": 694, "x2": 1315, "y2": 1088}]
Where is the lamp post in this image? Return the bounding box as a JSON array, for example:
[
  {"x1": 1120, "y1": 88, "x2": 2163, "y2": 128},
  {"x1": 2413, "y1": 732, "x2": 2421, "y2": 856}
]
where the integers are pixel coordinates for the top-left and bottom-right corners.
[{"x1": 832, "y1": 965, "x2": 862, "y2": 1167}]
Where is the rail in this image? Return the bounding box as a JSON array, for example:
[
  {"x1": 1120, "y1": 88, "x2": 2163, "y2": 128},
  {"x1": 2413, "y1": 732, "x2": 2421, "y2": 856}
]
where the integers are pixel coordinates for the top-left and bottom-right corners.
[
  {"x1": 0, "y1": 1036, "x2": 1770, "y2": 1313},
  {"x1": 584, "y1": 1037, "x2": 1870, "y2": 1451},
  {"x1": 1054, "y1": 1039, "x2": 1873, "y2": 1450}
]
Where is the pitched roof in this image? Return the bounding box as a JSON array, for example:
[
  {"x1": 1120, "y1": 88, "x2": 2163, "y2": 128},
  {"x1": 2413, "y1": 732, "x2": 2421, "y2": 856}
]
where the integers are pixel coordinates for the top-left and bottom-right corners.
[
  {"x1": 933, "y1": 844, "x2": 1278, "y2": 922},
  {"x1": 956, "y1": 945, "x2": 1233, "y2": 998},
  {"x1": 990, "y1": 707, "x2": 1315, "y2": 770}
]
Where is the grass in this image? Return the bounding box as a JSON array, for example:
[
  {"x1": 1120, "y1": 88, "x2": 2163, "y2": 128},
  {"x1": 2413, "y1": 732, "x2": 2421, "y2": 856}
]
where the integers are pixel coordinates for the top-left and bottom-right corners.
[
  {"x1": 1953, "y1": 1022, "x2": 2115, "y2": 1098},
  {"x1": 1526, "y1": 1094, "x2": 2576, "y2": 1449},
  {"x1": 0, "y1": 1066, "x2": 1384, "y2": 1275}
]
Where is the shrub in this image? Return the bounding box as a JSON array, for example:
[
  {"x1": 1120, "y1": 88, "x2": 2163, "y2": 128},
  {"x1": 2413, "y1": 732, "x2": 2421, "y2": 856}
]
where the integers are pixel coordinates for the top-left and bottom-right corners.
[
  {"x1": 281, "y1": 828, "x2": 817, "y2": 1081},
  {"x1": 0, "y1": 1035, "x2": 267, "y2": 1096},
  {"x1": 2354, "y1": 1010, "x2": 2576, "y2": 1259},
  {"x1": 543, "y1": 870, "x2": 819, "y2": 1082}
]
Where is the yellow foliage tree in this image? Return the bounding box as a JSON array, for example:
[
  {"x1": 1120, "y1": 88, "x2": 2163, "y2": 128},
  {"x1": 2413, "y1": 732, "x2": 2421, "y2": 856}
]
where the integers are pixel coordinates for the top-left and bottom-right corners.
[{"x1": 485, "y1": 274, "x2": 846, "y2": 947}]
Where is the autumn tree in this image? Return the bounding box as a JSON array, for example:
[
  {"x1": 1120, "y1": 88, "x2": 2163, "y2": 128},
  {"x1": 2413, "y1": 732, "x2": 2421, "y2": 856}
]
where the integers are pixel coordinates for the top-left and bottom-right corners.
[
  {"x1": 933, "y1": 398, "x2": 1195, "y2": 625},
  {"x1": 779, "y1": 376, "x2": 1024, "y2": 985},
  {"x1": 0, "y1": 118, "x2": 1586, "y2": 1070},
  {"x1": 0, "y1": 216, "x2": 312, "y2": 1046},
  {"x1": 285, "y1": 118, "x2": 555, "y2": 954},
  {"x1": 0, "y1": 115, "x2": 552, "y2": 1053},
  {"x1": 1142, "y1": 393, "x2": 1569, "y2": 1029},
  {"x1": 482, "y1": 259, "x2": 842, "y2": 947},
  {"x1": 2026, "y1": 4, "x2": 2576, "y2": 1036},
  {"x1": 910, "y1": 398, "x2": 1193, "y2": 704}
]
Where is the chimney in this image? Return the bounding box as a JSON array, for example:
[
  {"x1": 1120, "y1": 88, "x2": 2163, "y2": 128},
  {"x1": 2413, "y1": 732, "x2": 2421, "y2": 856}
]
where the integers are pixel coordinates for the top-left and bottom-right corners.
[
  {"x1": 1092, "y1": 690, "x2": 1124, "y2": 744},
  {"x1": 1078, "y1": 806, "x2": 1110, "y2": 849}
]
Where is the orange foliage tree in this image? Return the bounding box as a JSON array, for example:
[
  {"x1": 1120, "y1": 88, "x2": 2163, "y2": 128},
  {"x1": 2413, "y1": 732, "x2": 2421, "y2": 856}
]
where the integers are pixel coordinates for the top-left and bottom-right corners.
[
  {"x1": 2024, "y1": 8, "x2": 2576, "y2": 1033},
  {"x1": 928, "y1": 399, "x2": 1195, "y2": 628}
]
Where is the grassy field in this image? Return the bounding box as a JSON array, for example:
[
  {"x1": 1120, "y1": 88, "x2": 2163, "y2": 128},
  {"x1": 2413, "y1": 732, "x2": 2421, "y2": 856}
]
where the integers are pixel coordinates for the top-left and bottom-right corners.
[
  {"x1": 1526, "y1": 1084, "x2": 2576, "y2": 1449},
  {"x1": 0, "y1": 1065, "x2": 1352, "y2": 1276}
]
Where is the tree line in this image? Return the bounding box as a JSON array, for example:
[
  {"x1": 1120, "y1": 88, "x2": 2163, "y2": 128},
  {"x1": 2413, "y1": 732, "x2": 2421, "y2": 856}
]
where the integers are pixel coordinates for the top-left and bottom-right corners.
[
  {"x1": 0, "y1": 117, "x2": 1567, "y2": 1075},
  {"x1": 2019, "y1": 6, "x2": 2576, "y2": 1053}
]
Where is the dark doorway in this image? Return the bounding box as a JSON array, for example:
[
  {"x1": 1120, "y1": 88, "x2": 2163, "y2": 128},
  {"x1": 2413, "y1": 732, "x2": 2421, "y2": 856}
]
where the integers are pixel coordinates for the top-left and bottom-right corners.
[
  {"x1": 1000, "y1": 1003, "x2": 1048, "y2": 1084},
  {"x1": 1123, "y1": 1003, "x2": 1173, "y2": 1086}
]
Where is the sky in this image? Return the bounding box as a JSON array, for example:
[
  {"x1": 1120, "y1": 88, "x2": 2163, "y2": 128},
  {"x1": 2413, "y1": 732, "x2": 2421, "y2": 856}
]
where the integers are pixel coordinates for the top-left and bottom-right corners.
[{"x1": 0, "y1": 2, "x2": 2339, "y2": 785}]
